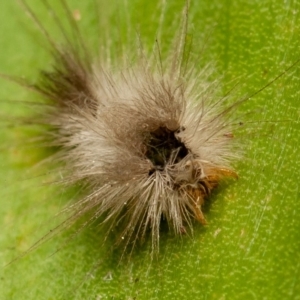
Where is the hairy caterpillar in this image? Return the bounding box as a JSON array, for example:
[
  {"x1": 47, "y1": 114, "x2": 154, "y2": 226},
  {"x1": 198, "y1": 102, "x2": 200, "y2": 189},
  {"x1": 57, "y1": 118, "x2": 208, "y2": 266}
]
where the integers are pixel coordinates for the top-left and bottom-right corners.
[{"x1": 0, "y1": 0, "x2": 299, "y2": 299}]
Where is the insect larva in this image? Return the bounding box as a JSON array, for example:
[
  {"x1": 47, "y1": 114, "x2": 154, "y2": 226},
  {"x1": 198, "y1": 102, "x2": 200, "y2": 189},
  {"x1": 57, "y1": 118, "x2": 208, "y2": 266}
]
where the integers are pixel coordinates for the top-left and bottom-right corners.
[
  {"x1": 1, "y1": 0, "x2": 299, "y2": 299},
  {"x1": 3, "y1": 0, "x2": 240, "y2": 256}
]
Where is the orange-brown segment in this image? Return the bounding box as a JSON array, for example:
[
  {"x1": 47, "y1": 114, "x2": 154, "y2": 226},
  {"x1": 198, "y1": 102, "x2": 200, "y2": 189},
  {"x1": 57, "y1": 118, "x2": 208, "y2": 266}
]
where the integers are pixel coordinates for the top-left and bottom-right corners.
[{"x1": 186, "y1": 167, "x2": 237, "y2": 224}]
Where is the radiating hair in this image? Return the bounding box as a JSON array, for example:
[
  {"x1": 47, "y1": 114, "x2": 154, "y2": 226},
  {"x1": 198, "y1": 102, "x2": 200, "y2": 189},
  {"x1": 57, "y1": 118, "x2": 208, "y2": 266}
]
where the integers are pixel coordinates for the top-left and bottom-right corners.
[{"x1": 7, "y1": 0, "x2": 241, "y2": 257}]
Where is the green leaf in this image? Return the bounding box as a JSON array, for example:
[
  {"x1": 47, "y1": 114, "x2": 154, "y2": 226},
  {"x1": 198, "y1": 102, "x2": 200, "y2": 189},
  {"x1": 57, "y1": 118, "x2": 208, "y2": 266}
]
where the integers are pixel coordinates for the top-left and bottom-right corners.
[{"x1": 0, "y1": 0, "x2": 299, "y2": 299}]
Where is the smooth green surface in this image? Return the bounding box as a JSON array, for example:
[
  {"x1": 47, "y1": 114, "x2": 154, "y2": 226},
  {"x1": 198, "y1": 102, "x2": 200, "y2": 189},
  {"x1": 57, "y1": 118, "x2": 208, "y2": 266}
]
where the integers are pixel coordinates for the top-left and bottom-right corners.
[{"x1": 0, "y1": 0, "x2": 299, "y2": 299}]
